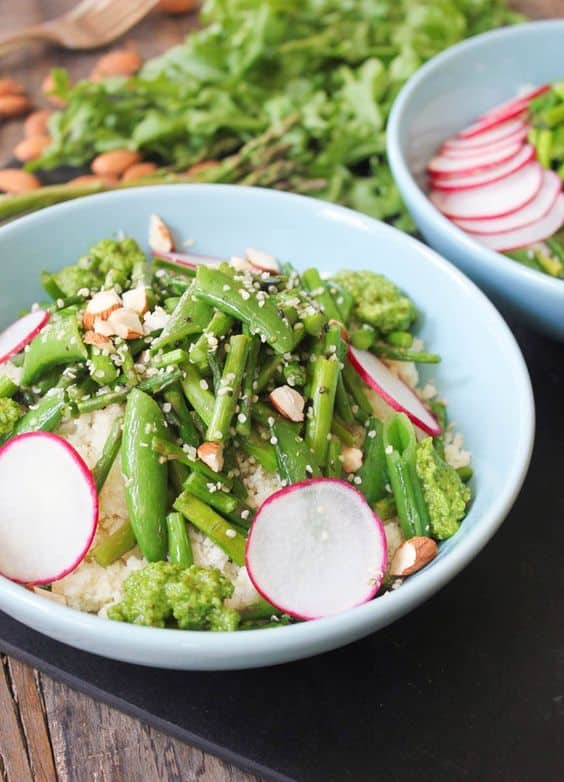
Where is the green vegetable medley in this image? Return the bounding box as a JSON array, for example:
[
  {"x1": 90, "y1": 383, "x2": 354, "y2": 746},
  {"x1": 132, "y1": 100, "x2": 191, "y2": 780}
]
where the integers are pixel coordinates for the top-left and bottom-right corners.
[
  {"x1": 0, "y1": 227, "x2": 472, "y2": 630},
  {"x1": 20, "y1": 0, "x2": 521, "y2": 230}
]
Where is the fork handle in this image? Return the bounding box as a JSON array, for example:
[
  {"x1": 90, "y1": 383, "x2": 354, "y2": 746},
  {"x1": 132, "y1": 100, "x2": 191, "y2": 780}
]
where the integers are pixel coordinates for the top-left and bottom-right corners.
[{"x1": 0, "y1": 26, "x2": 58, "y2": 58}]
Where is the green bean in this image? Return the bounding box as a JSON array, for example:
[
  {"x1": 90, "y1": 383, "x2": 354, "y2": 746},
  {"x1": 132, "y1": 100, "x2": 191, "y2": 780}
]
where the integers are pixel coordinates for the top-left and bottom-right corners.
[
  {"x1": 357, "y1": 417, "x2": 387, "y2": 504},
  {"x1": 429, "y1": 400, "x2": 447, "y2": 459},
  {"x1": 166, "y1": 512, "x2": 193, "y2": 567},
  {"x1": 21, "y1": 314, "x2": 87, "y2": 386},
  {"x1": 271, "y1": 418, "x2": 321, "y2": 483},
  {"x1": 330, "y1": 417, "x2": 355, "y2": 447},
  {"x1": 208, "y1": 349, "x2": 222, "y2": 394},
  {"x1": 207, "y1": 334, "x2": 250, "y2": 443},
  {"x1": 92, "y1": 415, "x2": 123, "y2": 492},
  {"x1": 174, "y1": 491, "x2": 246, "y2": 566},
  {"x1": 343, "y1": 360, "x2": 372, "y2": 422},
  {"x1": 75, "y1": 369, "x2": 183, "y2": 415},
  {"x1": 302, "y1": 268, "x2": 341, "y2": 322},
  {"x1": 372, "y1": 343, "x2": 441, "y2": 364},
  {"x1": 383, "y1": 413, "x2": 430, "y2": 538},
  {"x1": 138, "y1": 367, "x2": 182, "y2": 395},
  {"x1": 192, "y1": 266, "x2": 295, "y2": 354},
  {"x1": 0, "y1": 377, "x2": 18, "y2": 398},
  {"x1": 255, "y1": 352, "x2": 282, "y2": 392},
  {"x1": 327, "y1": 281, "x2": 354, "y2": 325},
  {"x1": 184, "y1": 471, "x2": 252, "y2": 528},
  {"x1": 163, "y1": 383, "x2": 199, "y2": 447},
  {"x1": 505, "y1": 249, "x2": 543, "y2": 272},
  {"x1": 151, "y1": 435, "x2": 233, "y2": 486},
  {"x1": 151, "y1": 348, "x2": 189, "y2": 370},
  {"x1": 121, "y1": 388, "x2": 169, "y2": 561},
  {"x1": 13, "y1": 389, "x2": 65, "y2": 435},
  {"x1": 238, "y1": 598, "x2": 282, "y2": 622},
  {"x1": 181, "y1": 363, "x2": 214, "y2": 426},
  {"x1": 305, "y1": 356, "x2": 339, "y2": 466},
  {"x1": 349, "y1": 326, "x2": 376, "y2": 351},
  {"x1": 334, "y1": 376, "x2": 355, "y2": 425},
  {"x1": 236, "y1": 334, "x2": 260, "y2": 437},
  {"x1": 237, "y1": 430, "x2": 279, "y2": 474},
  {"x1": 168, "y1": 459, "x2": 190, "y2": 493},
  {"x1": 189, "y1": 311, "x2": 234, "y2": 368},
  {"x1": 386, "y1": 330, "x2": 413, "y2": 349},
  {"x1": 151, "y1": 284, "x2": 213, "y2": 352},
  {"x1": 153, "y1": 256, "x2": 197, "y2": 278},
  {"x1": 326, "y1": 437, "x2": 343, "y2": 478},
  {"x1": 91, "y1": 522, "x2": 137, "y2": 567},
  {"x1": 40, "y1": 271, "x2": 65, "y2": 300}
]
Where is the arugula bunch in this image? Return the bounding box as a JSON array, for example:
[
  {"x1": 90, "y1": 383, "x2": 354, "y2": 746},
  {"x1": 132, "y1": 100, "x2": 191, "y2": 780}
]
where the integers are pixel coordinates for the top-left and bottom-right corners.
[{"x1": 35, "y1": 0, "x2": 522, "y2": 229}]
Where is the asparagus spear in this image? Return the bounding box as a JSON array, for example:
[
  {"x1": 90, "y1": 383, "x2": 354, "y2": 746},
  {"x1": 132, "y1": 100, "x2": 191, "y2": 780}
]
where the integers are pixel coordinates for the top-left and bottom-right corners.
[{"x1": 207, "y1": 334, "x2": 250, "y2": 443}]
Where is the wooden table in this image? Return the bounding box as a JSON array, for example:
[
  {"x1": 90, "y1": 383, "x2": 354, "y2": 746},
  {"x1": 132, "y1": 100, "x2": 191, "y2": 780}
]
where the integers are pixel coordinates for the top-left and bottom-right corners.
[{"x1": 0, "y1": 1, "x2": 561, "y2": 780}]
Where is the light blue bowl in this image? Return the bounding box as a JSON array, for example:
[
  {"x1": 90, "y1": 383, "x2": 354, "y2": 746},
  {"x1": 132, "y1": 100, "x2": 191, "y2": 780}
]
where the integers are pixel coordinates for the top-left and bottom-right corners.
[
  {"x1": 0, "y1": 185, "x2": 534, "y2": 669},
  {"x1": 387, "y1": 20, "x2": 564, "y2": 341}
]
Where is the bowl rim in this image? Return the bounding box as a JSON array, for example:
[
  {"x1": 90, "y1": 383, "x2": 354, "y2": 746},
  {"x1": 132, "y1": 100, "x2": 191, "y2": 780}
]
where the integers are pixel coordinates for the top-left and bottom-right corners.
[
  {"x1": 387, "y1": 19, "x2": 564, "y2": 298},
  {"x1": 0, "y1": 184, "x2": 535, "y2": 666}
]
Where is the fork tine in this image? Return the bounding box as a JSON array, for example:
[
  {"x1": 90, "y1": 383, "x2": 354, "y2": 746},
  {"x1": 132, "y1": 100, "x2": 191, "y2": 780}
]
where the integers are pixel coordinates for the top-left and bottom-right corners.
[
  {"x1": 84, "y1": 0, "x2": 158, "y2": 39},
  {"x1": 67, "y1": 0, "x2": 104, "y2": 21}
]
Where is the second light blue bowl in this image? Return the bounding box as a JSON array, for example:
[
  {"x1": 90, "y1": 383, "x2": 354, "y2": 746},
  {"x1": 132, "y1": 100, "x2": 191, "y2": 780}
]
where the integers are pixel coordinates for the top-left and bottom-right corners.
[{"x1": 387, "y1": 20, "x2": 564, "y2": 341}]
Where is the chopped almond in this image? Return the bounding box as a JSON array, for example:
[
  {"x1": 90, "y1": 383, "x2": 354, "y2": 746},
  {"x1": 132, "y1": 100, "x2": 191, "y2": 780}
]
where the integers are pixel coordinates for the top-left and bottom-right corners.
[
  {"x1": 83, "y1": 290, "x2": 122, "y2": 330},
  {"x1": 230, "y1": 256, "x2": 253, "y2": 273},
  {"x1": 32, "y1": 587, "x2": 67, "y2": 606},
  {"x1": 83, "y1": 331, "x2": 114, "y2": 351},
  {"x1": 93, "y1": 318, "x2": 115, "y2": 337},
  {"x1": 245, "y1": 247, "x2": 279, "y2": 274},
  {"x1": 107, "y1": 308, "x2": 144, "y2": 340},
  {"x1": 389, "y1": 536, "x2": 438, "y2": 577},
  {"x1": 149, "y1": 214, "x2": 174, "y2": 254},
  {"x1": 340, "y1": 446, "x2": 363, "y2": 473},
  {"x1": 269, "y1": 386, "x2": 305, "y2": 422},
  {"x1": 197, "y1": 442, "x2": 224, "y2": 473},
  {"x1": 122, "y1": 284, "x2": 148, "y2": 315}
]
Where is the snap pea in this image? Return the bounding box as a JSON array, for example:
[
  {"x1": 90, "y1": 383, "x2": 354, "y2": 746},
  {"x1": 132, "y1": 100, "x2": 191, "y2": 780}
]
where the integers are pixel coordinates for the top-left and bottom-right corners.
[
  {"x1": 305, "y1": 356, "x2": 339, "y2": 466},
  {"x1": 386, "y1": 330, "x2": 413, "y2": 349},
  {"x1": 192, "y1": 266, "x2": 295, "y2": 354},
  {"x1": 88, "y1": 346, "x2": 118, "y2": 387},
  {"x1": 349, "y1": 325, "x2": 376, "y2": 351},
  {"x1": 356, "y1": 417, "x2": 387, "y2": 504},
  {"x1": 92, "y1": 415, "x2": 123, "y2": 492},
  {"x1": 0, "y1": 377, "x2": 18, "y2": 398},
  {"x1": 121, "y1": 388, "x2": 169, "y2": 562},
  {"x1": 166, "y1": 512, "x2": 193, "y2": 567},
  {"x1": 271, "y1": 418, "x2": 321, "y2": 484},
  {"x1": 206, "y1": 334, "x2": 250, "y2": 443},
  {"x1": 151, "y1": 284, "x2": 213, "y2": 351},
  {"x1": 174, "y1": 491, "x2": 246, "y2": 566},
  {"x1": 91, "y1": 522, "x2": 137, "y2": 567},
  {"x1": 21, "y1": 314, "x2": 87, "y2": 386},
  {"x1": 13, "y1": 389, "x2": 65, "y2": 435}
]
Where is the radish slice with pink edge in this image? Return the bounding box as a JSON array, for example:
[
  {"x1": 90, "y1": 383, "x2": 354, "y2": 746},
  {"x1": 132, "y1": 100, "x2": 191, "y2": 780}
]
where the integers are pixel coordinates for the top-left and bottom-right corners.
[
  {"x1": 0, "y1": 432, "x2": 98, "y2": 585},
  {"x1": 245, "y1": 478, "x2": 387, "y2": 620},
  {"x1": 457, "y1": 107, "x2": 529, "y2": 139},
  {"x1": 0, "y1": 309, "x2": 49, "y2": 366},
  {"x1": 152, "y1": 250, "x2": 221, "y2": 269},
  {"x1": 453, "y1": 170, "x2": 561, "y2": 234},
  {"x1": 442, "y1": 118, "x2": 528, "y2": 153},
  {"x1": 429, "y1": 161, "x2": 543, "y2": 220},
  {"x1": 348, "y1": 347, "x2": 441, "y2": 436},
  {"x1": 468, "y1": 194, "x2": 564, "y2": 253},
  {"x1": 429, "y1": 145, "x2": 535, "y2": 191},
  {"x1": 427, "y1": 140, "x2": 523, "y2": 178},
  {"x1": 478, "y1": 85, "x2": 549, "y2": 121}
]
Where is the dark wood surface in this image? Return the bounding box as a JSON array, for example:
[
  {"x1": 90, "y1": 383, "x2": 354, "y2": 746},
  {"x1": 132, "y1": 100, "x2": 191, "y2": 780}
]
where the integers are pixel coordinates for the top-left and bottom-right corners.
[{"x1": 0, "y1": 1, "x2": 561, "y2": 780}]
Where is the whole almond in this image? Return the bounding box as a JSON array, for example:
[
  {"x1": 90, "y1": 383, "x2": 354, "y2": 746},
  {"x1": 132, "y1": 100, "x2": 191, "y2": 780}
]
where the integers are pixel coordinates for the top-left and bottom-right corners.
[
  {"x1": 186, "y1": 159, "x2": 219, "y2": 176},
  {"x1": 14, "y1": 134, "x2": 51, "y2": 162},
  {"x1": 0, "y1": 169, "x2": 41, "y2": 194},
  {"x1": 67, "y1": 174, "x2": 117, "y2": 187},
  {"x1": 91, "y1": 149, "x2": 141, "y2": 177},
  {"x1": 389, "y1": 536, "x2": 438, "y2": 577},
  {"x1": 0, "y1": 94, "x2": 32, "y2": 118},
  {"x1": 0, "y1": 78, "x2": 25, "y2": 96},
  {"x1": 157, "y1": 0, "x2": 200, "y2": 13},
  {"x1": 122, "y1": 161, "x2": 157, "y2": 181},
  {"x1": 41, "y1": 73, "x2": 67, "y2": 108},
  {"x1": 95, "y1": 49, "x2": 142, "y2": 77},
  {"x1": 24, "y1": 110, "x2": 52, "y2": 138}
]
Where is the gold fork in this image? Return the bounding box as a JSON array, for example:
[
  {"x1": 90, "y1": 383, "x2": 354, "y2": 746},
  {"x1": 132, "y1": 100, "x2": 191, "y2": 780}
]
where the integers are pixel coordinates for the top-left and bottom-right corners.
[{"x1": 0, "y1": 0, "x2": 160, "y2": 56}]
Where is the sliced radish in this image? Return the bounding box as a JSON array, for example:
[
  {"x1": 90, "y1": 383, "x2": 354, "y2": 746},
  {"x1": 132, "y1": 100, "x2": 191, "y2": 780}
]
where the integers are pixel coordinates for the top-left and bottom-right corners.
[
  {"x1": 468, "y1": 194, "x2": 564, "y2": 252},
  {"x1": 348, "y1": 347, "x2": 441, "y2": 436},
  {"x1": 152, "y1": 250, "x2": 221, "y2": 270},
  {"x1": 0, "y1": 433, "x2": 98, "y2": 585},
  {"x1": 430, "y1": 161, "x2": 543, "y2": 220},
  {"x1": 427, "y1": 140, "x2": 522, "y2": 177},
  {"x1": 0, "y1": 309, "x2": 49, "y2": 366},
  {"x1": 458, "y1": 108, "x2": 528, "y2": 139},
  {"x1": 479, "y1": 85, "x2": 549, "y2": 122},
  {"x1": 453, "y1": 170, "x2": 561, "y2": 234},
  {"x1": 245, "y1": 478, "x2": 387, "y2": 620},
  {"x1": 430, "y1": 145, "x2": 534, "y2": 191},
  {"x1": 442, "y1": 118, "x2": 527, "y2": 153},
  {"x1": 441, "y1": 127, "x2": 529, "y2": 159}
]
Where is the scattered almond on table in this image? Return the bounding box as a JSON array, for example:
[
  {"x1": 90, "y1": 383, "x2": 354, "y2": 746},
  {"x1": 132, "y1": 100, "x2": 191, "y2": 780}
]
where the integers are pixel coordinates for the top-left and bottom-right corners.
[
  {"x1": 91, "y1": 149, "x2": 142, "y2": 177},
  {"x1": 24, "y1": 109, "x2": 52, "y2": 137},
  {"x1": 14, "y1": 134, "x2": 51, "y2": 162},
  {"x1": 157, "y1": 0, "x2": 200, "y2": 14},
  {"x1": 122, "y1": 161, "x2": 157, "y2": 181},
  {"x1": 0, "y1": 169, "x2": 41, "y2": 194},
  {"x1": 0, "y1": 93, "x2": 32, "y2": 118},
  {"x1": 41, "y1": 73, "x2": 67, "y2": 108},
  {"x1": 91, "y1": 48, "x2": 143, "y2": 80},
  {"x1": 0, "y1": 77, "x2": 25, "y2": 96}
]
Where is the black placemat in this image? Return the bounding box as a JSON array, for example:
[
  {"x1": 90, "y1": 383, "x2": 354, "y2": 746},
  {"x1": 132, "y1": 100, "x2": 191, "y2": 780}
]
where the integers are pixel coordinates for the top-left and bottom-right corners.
[{"x1": 1, "y1": 319, "x2": 563, "y2": 782}]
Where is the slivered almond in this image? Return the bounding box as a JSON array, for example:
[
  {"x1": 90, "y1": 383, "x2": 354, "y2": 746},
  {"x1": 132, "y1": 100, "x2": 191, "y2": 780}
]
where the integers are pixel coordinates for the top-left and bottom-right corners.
[
  {"x1": 340, "y1": 446, "x2": 363, "y2": 473},
  {"x1": 83, "y1": 290, "x2": 122, "y2": 330},
  {"x1": 107, "y1": 308, "x2": 144, "y2": 339},
  {"x1": 122, "y1": 285, "x2": 148, "y2": 315},
  {"x1": 32, "y1": 587, "x2": 67, "y2": 605},
  {"x1": 91, "y1": 149, "x2": 141, "y2": 177},
  {"x1": 245, "y1": 247, "x2": 279, "y2": 273},
  {"x1": 83, "y1": 331, "x2": 113, "y2": 350},
  {"x1": 197, "y1": 442, "x2": 224, "y2": 473},
  {"x1": 389, "y1": 536, "x2": 438, "y2": 577},
  {"x1": 148, "y1": 214, "x2": 174, "y2": 254},
  {"x1": 269, "y1": 386, "x2": 305, "y2": 422},
  {"x1": 230, "y1": 256, "x2": 253, "y2": 273}
]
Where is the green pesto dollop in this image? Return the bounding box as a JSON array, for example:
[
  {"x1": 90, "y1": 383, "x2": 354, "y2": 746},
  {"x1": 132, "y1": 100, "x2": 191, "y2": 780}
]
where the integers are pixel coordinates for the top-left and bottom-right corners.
[
  {"x1": 333, "y1": 270, "x2": 416, "y2": 334},
  {"x1": 53, "y1": 238, "x2": 146, "y2": 296},
  {"x1": 0, "y1": 397, "x2": 23, "y2": 437},
  {"x1": 107, "y1": 562, "x2": 240, "y2": 632},
  {"x1": 415, "y1": 437, "x2": 471, "y2": 540}
]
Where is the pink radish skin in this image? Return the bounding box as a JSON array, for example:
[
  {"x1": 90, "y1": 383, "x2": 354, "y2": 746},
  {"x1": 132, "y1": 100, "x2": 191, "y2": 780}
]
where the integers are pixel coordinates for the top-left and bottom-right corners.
[
  {"x1": 442, "y1": 118, "x2": 527, "y2": 153},
  {"x1": 428, "y1": 141, "x2": 523, "y2": 178},
  {"x1": 430, "y1": 161, "x2": 543, "y2": 220},
  {"x1": 0, "y1": 309, "x2": 49, "y2": 366},
  {"x1": 440, "y1": 126, "x2": 529, "y2": 159},
  {"x1": 453, "y1": 170, "x2": 561, "y2": 234},
  {"x1": 479, "y1": 85, "x2": 549, "y2": 122},
  {"x1": 468, "y1": 194, "x2": 564, "y2": 252},
  {"x1": 245, "y1": 478, "x2": 388, "y2": 620},
  {"x1": 0, "y1": 432, "x2": 98, "y2": 585},
  {"x1": 348, "y1": 347, "x2": 441, "y2": 436},
  {"x1": 430, "y1": 145, "x2": 534, "y2": 191},
  {"x1": 152, "y1": 250, "x2": 221, "y2": 269},
  {"x1": 458, "y1": 108, "x2": 528, "y2": 139}
]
